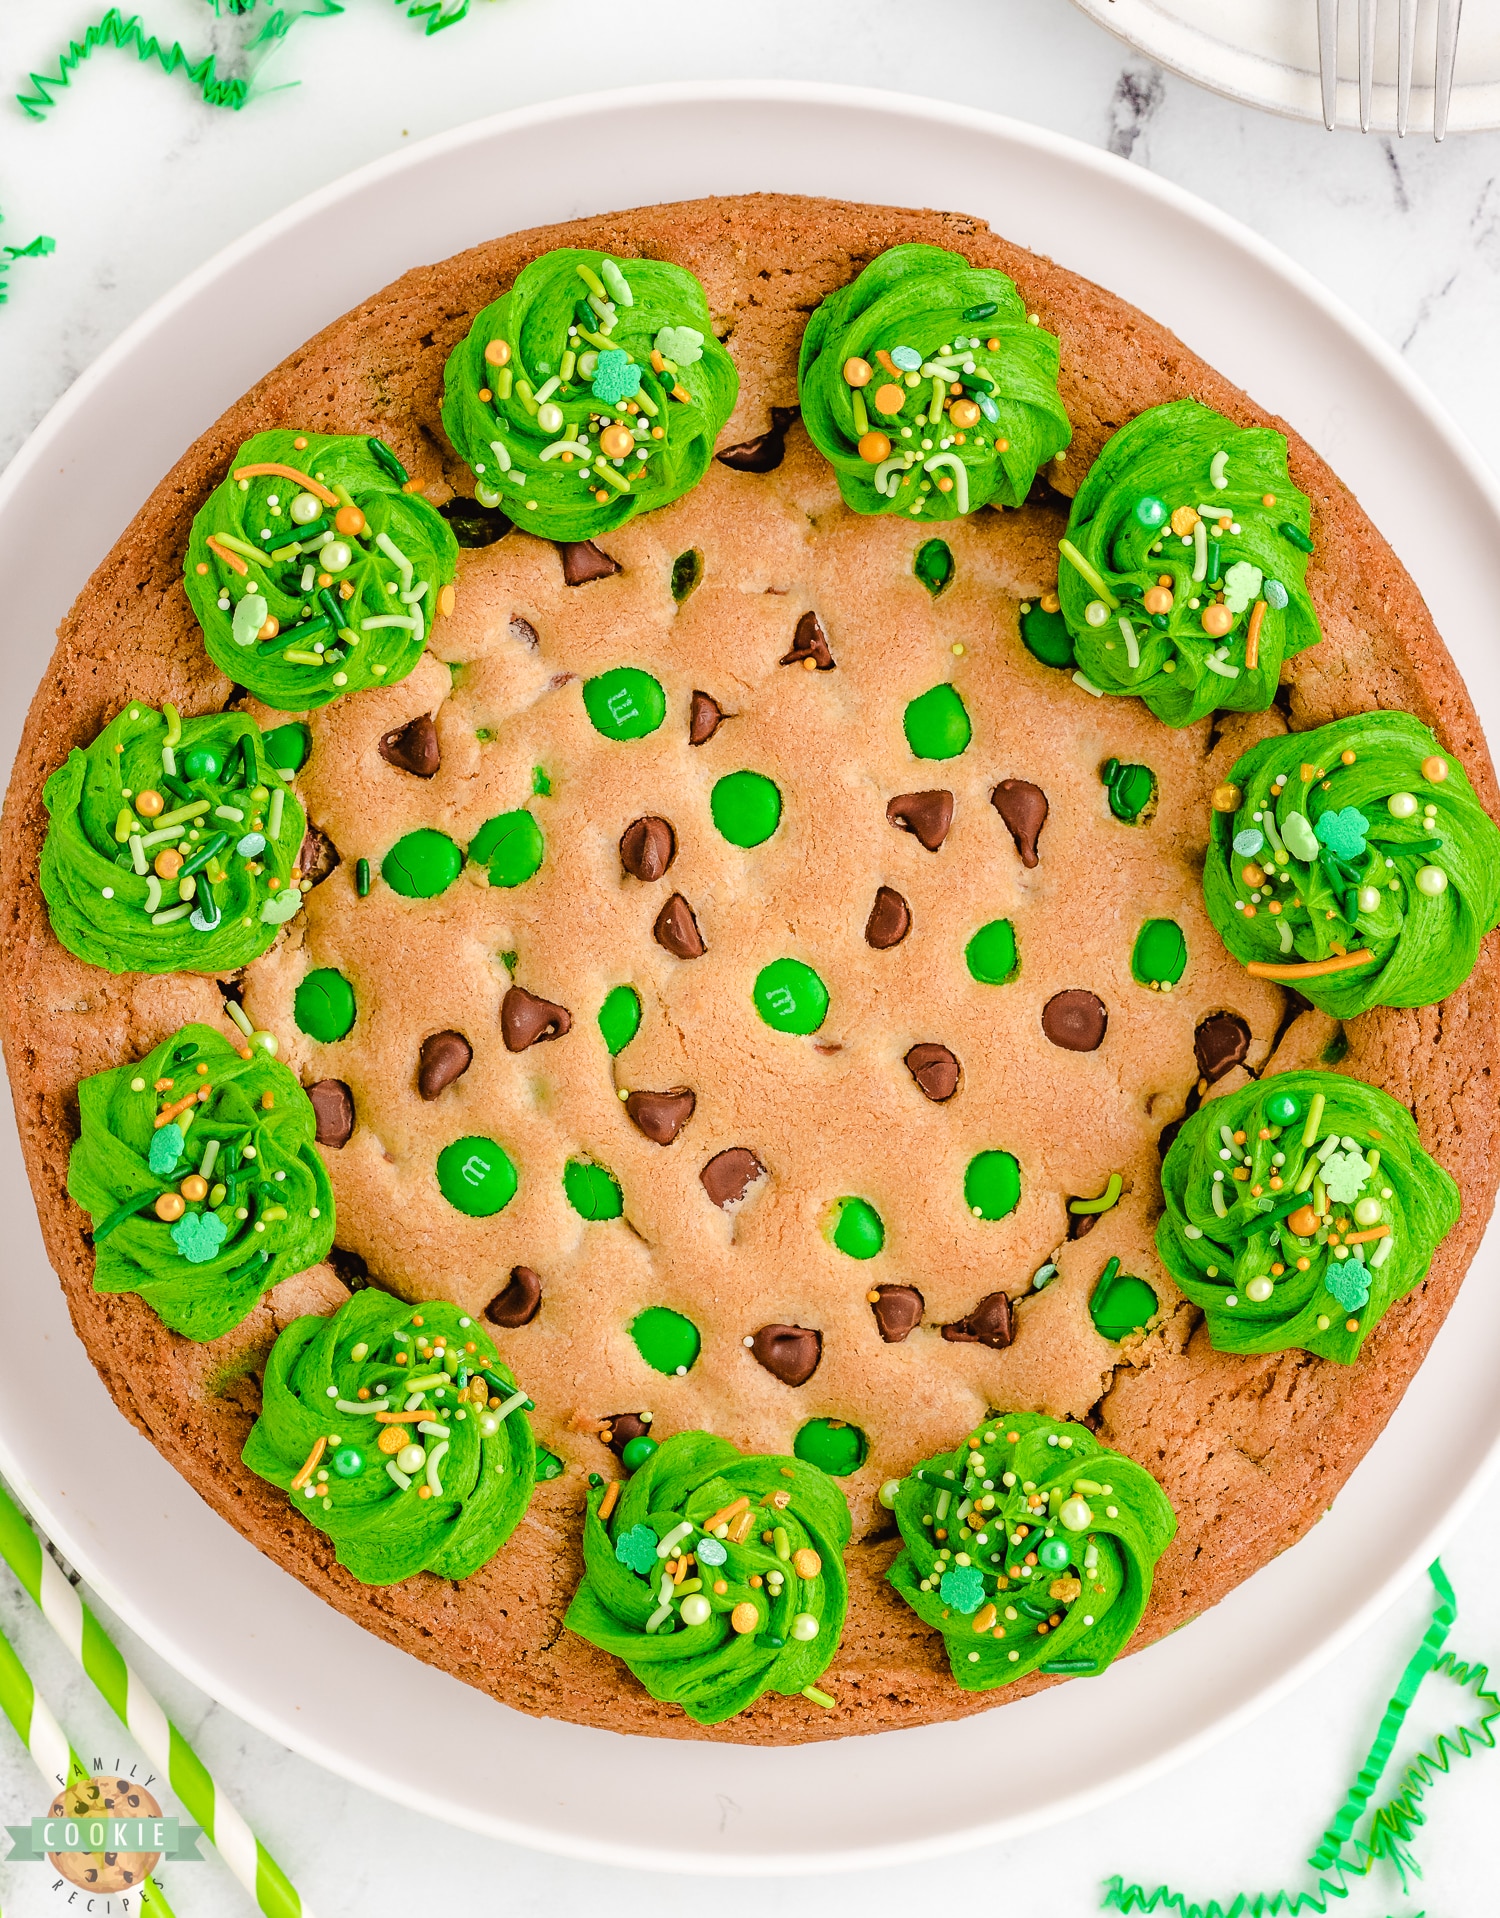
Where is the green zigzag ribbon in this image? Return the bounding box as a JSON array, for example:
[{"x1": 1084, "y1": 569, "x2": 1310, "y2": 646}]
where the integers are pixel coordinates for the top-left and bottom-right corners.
[
  {"x1": 1, "y1": 222, "x2": 55, "y2": 305},
  {"x1": 1102, "y1": 1560, "x2": 1498, "y2": 1917}
]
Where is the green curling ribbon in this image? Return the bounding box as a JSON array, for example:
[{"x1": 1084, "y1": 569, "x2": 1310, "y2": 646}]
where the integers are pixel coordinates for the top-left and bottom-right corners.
[
  {"x1": 887, "y1": 1411, "x2": 1175, "y2": 1693},
  {"x1": 184, "y1": 428, "x2": 457, "y2": 712},
  {"x1": 1156, "y1": 1069, "x2": 1459, "y2": 1364},
  {"x1": 242, "y1": 1290, "x2": 535, "y2": 1585},
  {"x1": 564, "y1": 1430, "x2": 851, "y2": 1725},
  {"x1": 441, "y1": 248, "x2": 738, "y2": 542},
  {"x1": 1058, "y1": 400, "x2": 1320, "y2": 726},
  {"x1": 797, "y1": 244, "x2": 1070, "y2": 519},
  {"x1": 67, "y1": 1022, "x2": 333, "y2": 1341},
  {"x1": 1204, "y1": 710, "x2": 1500, "y2": 1016},
  {"x1": 1102, "y1": 1560, "x2": 1499, "y2": 1917},
  {"x1": 40, "y1": 701, "x2": 307, "y2": 974}
]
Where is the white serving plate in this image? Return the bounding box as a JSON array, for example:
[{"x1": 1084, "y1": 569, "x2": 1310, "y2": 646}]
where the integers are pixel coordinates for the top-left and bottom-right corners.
[
  {"x1": 2, "y1": 83, "x2": 1499, "y2": 1874},
  {"x1": 1069, "y1": 0, "x2": 1500, "y2": 133}
]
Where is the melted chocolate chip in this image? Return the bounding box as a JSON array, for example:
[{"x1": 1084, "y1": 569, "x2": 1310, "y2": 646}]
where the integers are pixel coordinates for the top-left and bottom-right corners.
[
  {"x1": 654, "y1": 892, "x2": 705, "y2": 959},
  {"x1": 1042, "y1": 989, "x2": 1108, "y2": 1053},
  {"x1": 1068, "y1": 1209, "x2": 1099, "y2": 1241},
  {"x1": 501, "y1": 987, "x2": 573, "y2": 1051},
  {"x1": 716, "y1": 406, "x2": 799, "y2": 473},
  {"x1": 485, "y1": 1264, "x2": 542, "y2": 1328},
  {"x1": 620, "y1": 815, "x2": 677, "y2": 882},
  {"x1": 992, "y1": 779, "x2": 1049, "y2": 867},
  {"x1": 905, "y1": 1042, "x2": 960, "y2": 1102},
  {"x1": 689, "y1": 690, "x2": 725, "y2": 745},
  {"x1": 601, "y1": 1411, "x2": 651, "y2": 1457},
  {"x1": 510, "y1": 615, "x2": 539, "y2": 651},
  {"x1": 1195, "y1": 1012, "x2": 1252, "y2": 1083},
  {"x1": 307, "y1": 1078, "x2": 354, "y2": 1147},
  {"x1": 941, "y1": 1290, "x2": 1015, "y2": 1350},
  {"x1": 865, "y1": 885, "x2": 911, "y2": 949},
  {"x1": 378, "y1": 714, "x2": 441, "y2": 778},
  {"x1": 417, "y1": 1029, "x2": 473, "y2": 1100},
  {"x1": 558, "y1": 540, "x2": 621, "y2": 585},
  {"x1": 781, "y1": 609, "x2": 835, "y2": 670},
  {"x1": 887, "y1": 790, "x2": 954, "y2": 851},
  {"x1": 700, "y1": 1147, "x2": 765, "y2": 1209},
  {"x1": 749, "y1": 1323, "x2": 822, "y2": 1386},
  {"x1": 297, "y1": 823, "x2": 340, "y2": 887},
  {"x1": 871, "y1": 1283, "x2": 924, "y2": 1343},
  {"x1": 625, "y1": 1087, "x2": 696, "y2": 1145}
]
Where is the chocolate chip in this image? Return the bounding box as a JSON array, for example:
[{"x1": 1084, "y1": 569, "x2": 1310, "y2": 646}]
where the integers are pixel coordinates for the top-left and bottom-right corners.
[
  {"x1": 905, "y1": 1042, "x2": 960, "y2": 1102},
  {"x1": 1068, "y1": 1209, "x2": 1098, "y2": 1241},
  {"x1": 297, "y1": 823, "x2": 340, "y2": 887},
  {"x1": 485, "y1": 1264, "x2": 542, "y2": 1328},
  {"x1": 501, "y1": 986, "x2": 573, "y2": 1050},
  {"x1": 1195, "y1": 1012, "x2": 1252, "y2": 1083},
  {"x1": 871, "y1": 1283, "x2": 924, "y2": 1343},
  {"x1": 654, "y1": 892, "x2": 705, "y2": 958},
  {"x1": 749, "y1": 1323, "x2": 822, "y2": 1386},
  {"x1": 558, "y1": 540, "x2": 620, "y2": 585},
  {"x1": 307, "y1": 1078, "x2": 354, "y2": 1147},
  {"x1": 887, "y1": 790, "x2": 954, "y2": 851},
  {"x1": 1042, "y1": 989, "x2": 1108, "y2": 1052},
  {"x1": 439, "y1": 496, "x2": 512, "y2": 547},
  {"x1": 620, "y1": 815, "x2": 677, "y2": 882},
  {"x1": 625, "y1": 1087, "x2": 696, "y2": 1145},
  {"x1": 941, "y1": 1290, "x2": 1015, "y2": 1350},
  {"x1": 700, "y1": 1147, "x2": 765, "y2": 1209},
  {"x1": 510, "y1": 615, "x2": 539, "y2": 651},
  {"x1": 601, "y1": 1410, "x2": 652, "y2": 1457},
  {"x1": 865, "y1": 886, "x2": 911, "y2": 949},
  {"x1": 378, "y1": 714, "x2": 441, "y2": 778},
  {"x1": 992, "y1": 779, "x2": 1049, "y2": 867},
  {"x1": 781, "y1": 609, "x2": 835, "y2": 670},
  {"x1": 716, "y1": 406, "x2": 799, "y2": 473},
  {"x1": 689, "y1": 690, "x2": 725, "y2": 745},
  {"x1": 417, "y1": 1029, "x2": 473, "y2": 1099}
]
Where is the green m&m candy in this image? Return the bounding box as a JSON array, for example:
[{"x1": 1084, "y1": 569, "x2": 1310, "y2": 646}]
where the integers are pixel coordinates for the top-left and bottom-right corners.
[
  {"x1": 903, "y1": 683, "x2": 971, "y2": 760},
  {"x1": 794, "y1": 1418, "x2": 868, "y2": 1477},
  {"x1": 436, "y1": 1135, "x2": 518, "y2": 1216},
  {"x1": 630, "y1": 1305, "x2": 700, "y2": 1375},
  {"x1": 965, "y1": 1149, "x2": 1021, "y2": 1221},
  {"x1": 621, "y1": 1433, "x2": 658, "y2": 1470},
  {"x1": 1090, "y1": 1257, "x2": 1157, "y2": 1341},
  {"x1": 827, "y1": 1196, "x2": 884, "y2": 1260},
  {"x1": 582, "y1": 666, "x2": 666, "y2": 741},
  {"x1": 261, "y1": 722, "x2": 311, "y2": 773},
  {"x1": 383, "y1": 828, "x2": 463, "y2": 899},
  {"x1": 1132, "y1": 918, "x2": 1187, "y2": 988},
  {"x1": 470, "y1": 810, "x2": 544, "y2": 887},
  {"x1": 1103, "y1": 757, "x2": 1157, "y2": 823},
  {"x1": 711, "y1": 771, "x2": 781, "y2": 848},
  {"x1": 1019, "y1": 603, "x2": 1074, "y2": 670},
  {"x1": 914, "y1": 538, "x2": 954, "y2": 596},
  {"x1": 965, "y1": 918, "x2": 1018, "y2": 985},
  {"x1": 294, "y1": 967, "x2": 356, "y2": 1042},
  {"x1": 753, "y1": 957, "x2": 828, "y2": 1035},
  {"x1": 598, "y1": 985, "x2": 641, "y2": 1056},
  {"x1": 565, "y1": 1157, "x2": 623, "y2": 1220}
]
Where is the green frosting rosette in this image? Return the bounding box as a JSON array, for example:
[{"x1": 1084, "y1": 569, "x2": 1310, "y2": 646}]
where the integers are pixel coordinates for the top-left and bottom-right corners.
[
  {"x1": 242, "y1": 1290, "x2": 536, "y2": 1585},
  {"x1": 441, "y1": 248, "x2": 738, "y2": 541},
  {"x1": 40, "y1": 701, "x2": 307, "y2": 974},
  {"x1": 1057, "y1": 399, "x2": 1321, "y2": 725},
  {"x1": 184, "y1": 429, "x2": 457, "y2": 711},
  {"x1": 1203, "y1": 711, "x2": 1500, "y2": 1016},
  {"x1": 67, "y1": 1023, "x2": 333, "y2": 1341},
  {"x1": 887, "y1": 1413, "x2": 1176, "y2": 1692},
  {"x1": 1156, "y1": 1070, "x2": 1459, "y2": 1364},
  {"x1": 564, "y1": 1431, "x2": 851, "y2": 1725},
  {"x1": 797, "y1": 243, "x2": 1071, "y2": 520}
]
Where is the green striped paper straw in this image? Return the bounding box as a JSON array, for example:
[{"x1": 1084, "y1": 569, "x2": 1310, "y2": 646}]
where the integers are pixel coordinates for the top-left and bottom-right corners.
[
  {"x1": 0, "y1": 1613, "x2": 177, "y2": 1917},
  {"x1": 0, "y1": 1480, "x2": 315, "y2": 1918}
]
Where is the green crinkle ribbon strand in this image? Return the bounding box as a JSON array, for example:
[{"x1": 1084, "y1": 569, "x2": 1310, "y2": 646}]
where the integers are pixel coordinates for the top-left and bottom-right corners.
[{"x1": 1102, "y1": 1560, "x2": 1499, "y2": 1917}]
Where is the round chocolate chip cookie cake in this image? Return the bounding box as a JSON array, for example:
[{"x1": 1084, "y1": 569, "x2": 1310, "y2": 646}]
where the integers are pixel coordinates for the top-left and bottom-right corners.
[{"x1": 3, "y1": 194, "x2": 1498, "y2": 1744}]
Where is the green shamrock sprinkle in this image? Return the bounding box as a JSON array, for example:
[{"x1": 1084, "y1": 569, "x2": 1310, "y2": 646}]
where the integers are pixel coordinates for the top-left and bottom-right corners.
[
  {"x1": 1315, "y1": 806, "x2": 1370, "y2": 861},
  {"x1": 1322, "y1": 1148, "x2": 1374, "y2": 1205},
  {"x1": 939, "y1": 1565, "x2": 986, "y2": 1613},
  {"x1": 654, "y1": 325, "x2": 704, "y2": 367},
  {"x1": 170, "y1": 1210, "x2": 228, "y2": 1264},
  {"x1": 1222, "y1": 560, "x2": 1264, "y2": 614},
  {"x1": 614, "y1": 1523, "x2": 660, "y2": 1575},
  {"x1": 591, "y1": 349, "x2": 642, "y2": 405}
]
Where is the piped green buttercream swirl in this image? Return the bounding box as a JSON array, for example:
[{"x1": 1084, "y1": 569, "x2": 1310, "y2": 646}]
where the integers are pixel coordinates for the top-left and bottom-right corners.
[
  {"x1": 798, "y1": 244, "x2": 1071, "y2": 519},
  {"x1": 1058, "y1": 399, "x2": 1321, "y2": 725},
  {"x1": 1203, "y1": 711, "x2": 1500, "y2": 1015},
  {"x1": 441, "y1": 249, "x2": 738, "y2": 542},
  {"x1": 184, "y1": 429, "x2": 457, "y2": 711},
  {"x1": 887, "y1": 1412, "x2": 1176, "y2": 1691},
  {"x1": 40, "y1": 702, "x2": 307, "y2": 974},
  {"x1": 242, "y1": 1291, "x2": 535, "y2": 1585},
  {"x1": 67, "y1": 1022, "x2": 333, "y2": 1341},
  {"x1": 564, "y1": 1431, "x2": 850, "y2": 1725},
  {"x1": 1156, "y1": 1069, "x2": 1459, "y2": 1363}
]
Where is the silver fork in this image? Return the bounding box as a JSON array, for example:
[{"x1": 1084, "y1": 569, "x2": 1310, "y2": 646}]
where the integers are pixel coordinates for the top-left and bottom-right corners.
[{"x1": 1318, "y1": 0, "x2": 1465, "y2": 138}]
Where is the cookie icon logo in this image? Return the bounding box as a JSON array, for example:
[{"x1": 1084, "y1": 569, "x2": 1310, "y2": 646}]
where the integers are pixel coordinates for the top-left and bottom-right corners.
[{"x1": 45, "y1": 1775, "x2": 162, "y2": 1893}]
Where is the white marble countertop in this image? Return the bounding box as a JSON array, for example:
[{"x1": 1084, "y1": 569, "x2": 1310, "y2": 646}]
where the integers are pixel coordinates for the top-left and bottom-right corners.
[{"x1": 3, "y1": 0, "x2": 1500, "y2": 1909}]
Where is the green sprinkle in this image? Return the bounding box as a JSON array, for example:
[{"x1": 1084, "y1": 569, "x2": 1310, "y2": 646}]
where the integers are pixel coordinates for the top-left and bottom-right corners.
[
  {"x1": 802, "y1": 1686, "x2": 836, "y2": 1709},
  {"x1": 1058, "y1": 538, "x2": 1119, "y2": 609},
  {"x1": 356, "y1": 857, "x2": 371, "y2": 896},
  {"x1": 1279, "y1": 521, "x2": 1315, "y2": 553}
]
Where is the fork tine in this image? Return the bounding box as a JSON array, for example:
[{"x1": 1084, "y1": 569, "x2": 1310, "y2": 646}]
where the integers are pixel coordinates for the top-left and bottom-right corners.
[
  {"x1": 1433, "y1": 0, "x2": 1463, "y2": 141},
  {"x1": 1318, "y1": 0, "x2": 1340, "y2": 129},
  {"x1": 1397, "y1": 0, "x2": 1417, "y2": 135},
  {"x1": 1358, "y1": 0, "x2": 1377, "y2": 131}
]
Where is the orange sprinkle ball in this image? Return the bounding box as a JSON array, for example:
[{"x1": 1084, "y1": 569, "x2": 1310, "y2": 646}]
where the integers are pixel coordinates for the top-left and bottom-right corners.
[
  {"x1": 334, "y1": 504, "x2": 366, "y2": 537},
  {"x1": 730, "y1": 1602, "x2": 758, "y2": 1635},
  {"x1": 1201, "y1": 603, "x2": 1235, "y2": 638},
  {"x1": 600, "y1": 424, "x2": 635, "y2": 459},
  {"x1": 1341, "y1": 749, "x2": 1357, "y2": 765},
  {"x1": 134, "y1": 789, "x2": 164, "y2": 819},
  {"x1": 949, "y1": 398, "x2": 981, "y2": 430},
  {"x1": 843, "y1": 357, "x2": 873, "y2": 387},
  {"x1": 478, "y1": 388, "x2": 492, "y2": 403},
  {"x1": 417, "y1": 1484, "x2": 432, "y2": 1499},
  {"x1": 293, "y1": 437, "x2": 309, "y2": 450},
  {"x1": 377, "y1": 1426, "x2": 406, "y2": 1456},
  {"x1": 1169, "y1": 505, "x2": 1199, "y2": 536},
  {"x1": 1262, "y1": 493, "x2": 1276, "y2": 506},
  {"x1": 195, "y1": 562, "x2": 209, "y2": 575},
  {"x1": 858, "y1": 431, "x2": 891, "y2": 464},
  {"x1": 483, "y1": 339, "x2": 511, "y2": 367},
  {"x1": 1143, "y1": 585, "x2": 1173, "y2": 615},
  {"x1": 1421, "y1": 755, "x2": 1449, "y2": 782},
  {"x1": 154, "y1": 1192, "x2": 186, "y2": 1222},
  {"x1": 179, "y1": 1174, "x2": 208, "y2": 1203},
  {"x1": 259, "y1": 616, "x2": 280, "y2": 640},
  {"x1": 873, "y1": 383, "x2": 905, "y2": 417}
]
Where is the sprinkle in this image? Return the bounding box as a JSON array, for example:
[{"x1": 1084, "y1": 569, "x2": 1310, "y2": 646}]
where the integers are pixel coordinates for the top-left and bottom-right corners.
[
  {"x1": 356, "y1": 857, "x2": 371, "y2": 896},
  {"x1": 802, "y1": 1686, "x2": 836, "y2": 1709},
  {"x1": 1246, "y1": 951, "x2": 1377, "y2": 981},
  {"x1": 291, "y1": 1435, "x2": 327, "y2": 1490},
  {"x1": 1058, "y1": 539, "x2": 1119, "y2": 608}
]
